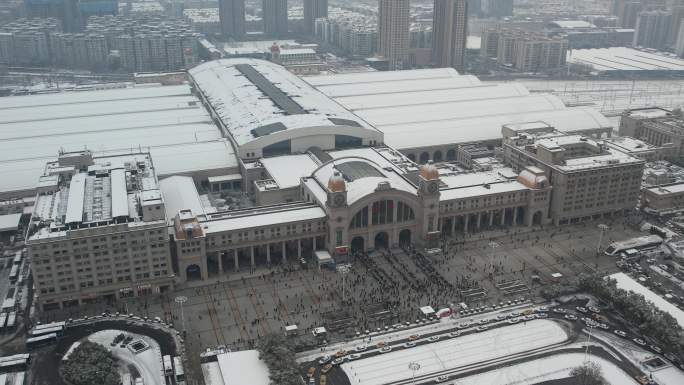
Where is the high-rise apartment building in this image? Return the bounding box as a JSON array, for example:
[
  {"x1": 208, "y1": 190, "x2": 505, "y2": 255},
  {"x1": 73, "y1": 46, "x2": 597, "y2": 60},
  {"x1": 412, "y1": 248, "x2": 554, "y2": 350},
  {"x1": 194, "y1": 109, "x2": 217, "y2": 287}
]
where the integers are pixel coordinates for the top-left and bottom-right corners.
[
  {"x1": 25, "y1": 0, "x2": 81, "y2": 32},
  {"x1": 263, "y1": 0, "x2": 288, "y2": 37},
  {"x1": 304, "y1": 0, "x2": 327, "y2": 35},
  {"x1": 676, "y1": 19, "x2": 684, "y2": 56},
  {"x1": 219, "y1": 0, "x2": 245, "y2": 38},
  {"x1": 615, "y1": 1, "x2": 643, "y2": 28},
  {"x1": 634, "y1": 10, "x2": 672, "y2": 49},
  {"x1": 484, "y1": 28, "x2": 568, "y2": 73},
  {"x1": 432, "y1": 0, "x2": 468, "y2": 71},
  {"x1": 481, "y1": 0, "x2": 513, "y2": 19},
  {"x1": 378, "y1": 0, "x2": 409, "y2": 70},
  {"x1": 669, "y1": 6, "x2": 684, "y2": 46}
]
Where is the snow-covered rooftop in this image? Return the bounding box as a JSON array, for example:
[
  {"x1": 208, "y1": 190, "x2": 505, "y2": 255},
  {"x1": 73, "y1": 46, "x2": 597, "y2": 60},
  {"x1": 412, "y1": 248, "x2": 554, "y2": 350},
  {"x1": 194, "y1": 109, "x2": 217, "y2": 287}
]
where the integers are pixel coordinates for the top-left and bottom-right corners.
[
  {"x1": 440, "y1": 169, "x2": 528, "y2": 201},
  {"x1": 28, "y1": 152, "x2": 165, "y2": 241},
  {"x1": 570, "y1": 47, "x2": 684, "y2": 72},
  {"x1": 188, "y1": 59, "x2": 376, "y2": 147},
  {"x1": 306, "y1": 68, "x2": 612, "y2": 150},
  {"x1": 260, "y1": 154, "x2": 320, "y2": 189},
  {"x1": 0, "y1": 84, "x2": 237, "y2": 197},
  {"x1": 203, "y1": 205, "x2": 326, "y2": 233},
  {"x1": 159, "y1": 176, "x2": 205, "y2": 220},
  {"x1": 0, "y1": 213, "x2": 22, "y2": 232},
  {"x1": 205, "y1": 350, "x2": 269, "y2": 385},
  {"x1": 310, "y1": 156, "x2": 417, "y2": 206}
]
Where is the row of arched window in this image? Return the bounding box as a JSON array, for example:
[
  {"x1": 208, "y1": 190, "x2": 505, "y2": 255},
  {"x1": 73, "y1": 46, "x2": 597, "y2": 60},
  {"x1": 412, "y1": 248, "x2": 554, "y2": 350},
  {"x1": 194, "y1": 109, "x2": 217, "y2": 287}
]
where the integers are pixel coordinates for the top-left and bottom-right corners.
[{"x1": 350, "y1": 200, "x2": 415, "y2": 229}]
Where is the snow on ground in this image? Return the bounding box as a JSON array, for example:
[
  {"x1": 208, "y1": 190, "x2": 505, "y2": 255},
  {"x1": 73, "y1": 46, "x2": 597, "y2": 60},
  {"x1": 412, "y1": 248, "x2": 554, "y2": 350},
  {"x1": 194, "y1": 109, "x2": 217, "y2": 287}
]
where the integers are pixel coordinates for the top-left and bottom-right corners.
[
  {"x1": 87, "y1": 329, "x2": 165, "y2": 385},
  {"x1": 201, "y1": 361, "x2": 225, "y2": 385},
  {"x1": 609, "y1": 272, "x2": 684, "y2": 328},
  {"x1": 341, "y1": 319, "x2": 567, "y2": 385},
  {"x1": 297, "y1": 302, "x2": 539, "y2": 363},
  {"x1": 590, "y1": 330, "x2": 684, "y2": 385},
  {"x1": 456, "y1": 353, "x2": 639, "y2": 385}
]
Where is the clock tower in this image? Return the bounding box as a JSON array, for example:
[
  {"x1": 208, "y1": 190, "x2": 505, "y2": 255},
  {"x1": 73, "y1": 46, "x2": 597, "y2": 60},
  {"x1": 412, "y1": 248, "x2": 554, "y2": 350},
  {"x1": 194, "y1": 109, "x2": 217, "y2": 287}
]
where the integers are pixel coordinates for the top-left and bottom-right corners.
[{"x1": 418, "y1": 163, "x2": 441, "y2": 249}]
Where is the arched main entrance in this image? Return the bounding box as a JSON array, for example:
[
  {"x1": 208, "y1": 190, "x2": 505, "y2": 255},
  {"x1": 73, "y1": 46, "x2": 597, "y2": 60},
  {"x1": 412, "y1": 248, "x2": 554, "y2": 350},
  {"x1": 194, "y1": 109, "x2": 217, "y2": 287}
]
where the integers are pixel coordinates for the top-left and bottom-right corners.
[
  {"x1": 186, "y1": 264, "x2": 202, "y2": 281},
  {"x1": 533, "y1": 211, "x2": 543, "y2": 226},
  {"x1": 374, "y1": 232, "x2": 389, "y2": 250},
  {"x1": 433, "y1": 151, "x2": 443, "y2": 162},
  {"x1": 419, "y1": 152, "x2": 430, "y2": 164},
  {"x1": 351, "y1": 236, "x2": 365, "y2": 254},
  {"x1": 399, "y1": 229, "x2": 411, "y2": 246}
]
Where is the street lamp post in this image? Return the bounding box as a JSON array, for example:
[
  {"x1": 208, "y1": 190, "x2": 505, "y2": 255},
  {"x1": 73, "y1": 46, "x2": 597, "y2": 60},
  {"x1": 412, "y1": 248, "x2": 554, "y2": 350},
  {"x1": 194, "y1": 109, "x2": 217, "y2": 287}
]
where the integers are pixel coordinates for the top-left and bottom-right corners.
[
  {"x1": 488, "y1": 241, "x2": 499, "y2": 269},
  {"x1": 597, "y1": 224, "x2": 609, "y2": 254},
  {"x1": 408, "y1": 362, "x2": 420, "y2": 385},
  {"x1": 175, "y1": 296, "x2": 188, "y2": 333},
  {"x1": 584, "y1": 325, "x2": 594, "y2": 364},
  {"x1": 337, "y1": 264, "x2": 351, "y2": 303}
]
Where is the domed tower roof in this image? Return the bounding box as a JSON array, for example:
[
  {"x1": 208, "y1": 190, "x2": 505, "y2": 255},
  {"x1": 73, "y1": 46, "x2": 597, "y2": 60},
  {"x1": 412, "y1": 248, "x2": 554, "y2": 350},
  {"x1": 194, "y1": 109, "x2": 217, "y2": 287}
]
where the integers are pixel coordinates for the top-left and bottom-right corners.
[
  {"x1": 517, "y1": 166, "x2": 549, "y2": 189},
  {"x1": 328, "y1": 172, "x2": 346, "y2": 192},
  {"x1": 419, "y1": 163, "x2": 439, "y2": 181}
]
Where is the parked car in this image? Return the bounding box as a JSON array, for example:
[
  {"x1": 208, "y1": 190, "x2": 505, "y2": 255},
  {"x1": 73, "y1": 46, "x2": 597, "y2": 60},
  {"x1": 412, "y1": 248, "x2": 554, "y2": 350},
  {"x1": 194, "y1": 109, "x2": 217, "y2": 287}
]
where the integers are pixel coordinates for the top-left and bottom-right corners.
[{"x1": 318, "y1": 355, "x2": 331, "y2": 365}]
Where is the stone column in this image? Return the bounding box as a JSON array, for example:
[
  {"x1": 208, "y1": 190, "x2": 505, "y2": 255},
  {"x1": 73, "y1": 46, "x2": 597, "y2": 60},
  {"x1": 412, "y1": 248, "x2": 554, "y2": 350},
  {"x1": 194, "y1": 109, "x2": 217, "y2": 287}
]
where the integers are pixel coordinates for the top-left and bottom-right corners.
[
  {"x1": 513, "y1": 207, "x2": 519, "y2": 226},
  {"x1": 313, "y1": 237, "x2": 317, "y2": 251},
  {"x1": 500, "y1": 209, "x2": 506, "y2": 226},
  {"x1": 451, "y1": 216, "x2": 457, "y2": 235},
  {"x1": 233, "y1": 249, "x2": 239, "y2": 271},
  {"x1": 297, "y1": 239, "x2": 302, "y2": 258},
  {"x1": 282, "y1": 242, "x2": 287, "y2": 265},
  {"x1": 217, "y1": 252, "x2": 223, "y2": 274},
  {"x1": 250, "y1": 246, "x2": 255, "y2": 268},
  {"x1": 489, "y1": 210, "x2": 494, "y2": 227},
  {"x1": 266, "y1": 244, "x2": 271, "y2": 264},
  {"x1": 464, "y1": 214, "x2": 470, "y2": 233},
  {"x1": 476, "y1": 212, "x2": 482, "y2": 230}
]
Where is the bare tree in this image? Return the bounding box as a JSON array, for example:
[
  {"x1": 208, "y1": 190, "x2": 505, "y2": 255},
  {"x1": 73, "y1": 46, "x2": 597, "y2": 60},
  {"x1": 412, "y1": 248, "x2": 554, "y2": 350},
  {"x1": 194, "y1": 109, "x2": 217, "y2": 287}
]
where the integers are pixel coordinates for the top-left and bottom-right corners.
[{"x1": 570, "y1": 362, "x2": 608, "y2": 385}]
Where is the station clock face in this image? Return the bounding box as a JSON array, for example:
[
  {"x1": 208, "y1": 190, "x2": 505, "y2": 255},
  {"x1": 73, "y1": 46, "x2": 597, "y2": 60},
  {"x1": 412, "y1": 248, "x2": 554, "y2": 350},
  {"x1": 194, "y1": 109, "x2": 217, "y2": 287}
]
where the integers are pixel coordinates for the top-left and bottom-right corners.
[
  {"x1": 333, "y1": 194, "x2": 345, "y2": 206},
  {"x1": 428, "y1": 182, "x2": 439, "y2": 194}
]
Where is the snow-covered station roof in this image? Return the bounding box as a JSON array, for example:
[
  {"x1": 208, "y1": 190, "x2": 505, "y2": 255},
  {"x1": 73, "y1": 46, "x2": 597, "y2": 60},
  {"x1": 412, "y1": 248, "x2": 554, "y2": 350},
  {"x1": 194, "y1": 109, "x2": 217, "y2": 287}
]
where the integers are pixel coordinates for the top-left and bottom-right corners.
[
  {"x1": 188, "y1": 59, "x2": 380, "y2": 149},
  {"x1": 305, "y1": 68, "x2": 612, "y2": 150},
  {"x1": 305, "y1": 155, "x2": 417, "y2": 207},
  {"x1": 0, "y1": 84, "x2": 238, "y2": 198}
]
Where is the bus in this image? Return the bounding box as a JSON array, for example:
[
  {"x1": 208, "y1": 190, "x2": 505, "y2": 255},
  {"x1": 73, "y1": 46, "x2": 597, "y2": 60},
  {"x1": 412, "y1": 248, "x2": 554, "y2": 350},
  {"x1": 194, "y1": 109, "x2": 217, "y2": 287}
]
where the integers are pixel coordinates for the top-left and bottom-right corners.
[
  {"x1": 173, "y1": 356, "x2": 185, "y2": 383},
  {"x1": 0, "y1": 354, "x2": 29, "y2": 373},
  {"x1": 6, "y1": 312, "x2": 16, "y2": 329},
  {"x1": 604, "y1": 235, "x2": 663, "y2": 256},
  {"x1": 163, "y1": 355, "x2": 173, "y2": 376},
  {"x1": 0, "y1": 313, "x2": 7, "y2": 330},
  {"x1": 29, "y1": 325, "x2": 64, "y2": 337},
  {"x1": 26, "y1": 333, "x2": 58, "y2": 350},
  {"x1": 8, "y1": 265, "x2": 18, "y2": 283},
  {"x1": 12, "y1": 252, "x2": 21, "y2": 265},
  {"x1": 32, "y1": 321, "x2": 65, "y2": 332}
]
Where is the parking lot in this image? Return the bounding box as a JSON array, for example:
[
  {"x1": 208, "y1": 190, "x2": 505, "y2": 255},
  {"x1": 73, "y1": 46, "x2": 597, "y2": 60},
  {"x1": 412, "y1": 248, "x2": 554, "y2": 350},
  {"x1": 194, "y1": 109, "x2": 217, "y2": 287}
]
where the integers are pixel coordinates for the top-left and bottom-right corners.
[{"x1": 37, "y1": 216, "x2": 644, "y2": 383}]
